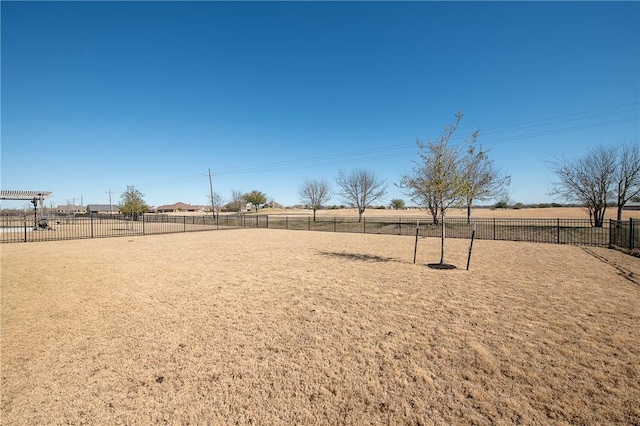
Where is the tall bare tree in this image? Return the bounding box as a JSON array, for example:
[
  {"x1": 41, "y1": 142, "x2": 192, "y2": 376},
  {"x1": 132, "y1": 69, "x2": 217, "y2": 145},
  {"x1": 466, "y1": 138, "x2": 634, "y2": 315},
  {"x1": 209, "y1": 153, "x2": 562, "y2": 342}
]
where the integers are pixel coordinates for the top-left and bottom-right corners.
[
  {"x1": 299, "y1": 178, "x2": 332, "y2": 221},
  {"x1": 336, "y1": 169, "x2": 387, "y2": 222},
  {"x1": 550, "y1": 145, "x2": 617, "y2": 227},
  {"x1": 615, "y1": 139, "x2": 640, "y2": 222}
]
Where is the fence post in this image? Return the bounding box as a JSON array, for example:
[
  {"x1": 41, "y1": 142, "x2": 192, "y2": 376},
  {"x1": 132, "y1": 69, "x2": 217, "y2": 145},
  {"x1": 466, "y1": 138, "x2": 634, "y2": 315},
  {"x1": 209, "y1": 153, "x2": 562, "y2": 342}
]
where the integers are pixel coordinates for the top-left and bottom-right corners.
[
  {"x1": 493, "y1": 218, "x2": 496, "y2": 240},
  {"x1": 286, "y1": 216, "x2": 288, "y2": 230},
  {"x1": 308, "y1": 216, "x2": 310, "y2": 231},
  {"x1": 184, "y1": 216, "x2": 186, "y2": 232},
  {"x1": 142, "y1": 214, "x2": 145, "y2": 235},
  {"x1": 90, "y1": 214, "x2": 94, "y2": 238},
  {"x1": 557, "y1": 218, "x2": 560, "y2": 244},
  {"x1": 24, "y1": 220, "x2": 27, "y2": 242},
  {"x1": 630, "y1": 218, "x2": 634, "y2": 250},
  {"x1": 609, "y1": 219, "x2": 614, "y2": 247},
  {"x1": 334, "y1": 217, "x2": 336, "y2": 232},
  {"x1": 266, "y1": 215, "x2": 269, "y2": 229},
  {"x1": 363, "y1": 217, "x2": 366, "y2": 234}
]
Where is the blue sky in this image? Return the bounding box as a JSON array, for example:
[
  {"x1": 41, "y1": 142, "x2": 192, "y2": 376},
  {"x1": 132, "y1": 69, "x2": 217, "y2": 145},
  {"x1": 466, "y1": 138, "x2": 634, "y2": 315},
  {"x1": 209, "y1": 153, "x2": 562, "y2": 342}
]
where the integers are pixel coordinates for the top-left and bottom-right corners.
[{"x1": 2, "y1": 1, "x2": 638, "y2": 210}]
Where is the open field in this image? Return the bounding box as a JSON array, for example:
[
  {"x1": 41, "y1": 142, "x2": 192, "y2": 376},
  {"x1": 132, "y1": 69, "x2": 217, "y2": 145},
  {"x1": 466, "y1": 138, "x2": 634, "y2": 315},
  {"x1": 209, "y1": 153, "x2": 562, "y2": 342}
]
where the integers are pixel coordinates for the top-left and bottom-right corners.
[
  {"x1": 261, "y1": 206, "x2": 640, "y2": 220},
  {"x1": 1, "y1": 229, "x2": 639, "y2": 424},
  {"x1": 150, "y1": 206, "x2": 640, "y2": 220}
]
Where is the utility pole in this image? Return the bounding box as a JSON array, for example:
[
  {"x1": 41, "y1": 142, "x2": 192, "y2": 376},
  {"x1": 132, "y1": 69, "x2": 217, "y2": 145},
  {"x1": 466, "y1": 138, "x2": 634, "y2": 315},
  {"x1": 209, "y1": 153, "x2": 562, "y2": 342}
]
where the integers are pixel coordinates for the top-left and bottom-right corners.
[
  {"x1": 107, "y1": 189, "x2": 113, "y2": 215},
  {"x1": 204, "y1": 168, "x2": 215, "y2": 218}
]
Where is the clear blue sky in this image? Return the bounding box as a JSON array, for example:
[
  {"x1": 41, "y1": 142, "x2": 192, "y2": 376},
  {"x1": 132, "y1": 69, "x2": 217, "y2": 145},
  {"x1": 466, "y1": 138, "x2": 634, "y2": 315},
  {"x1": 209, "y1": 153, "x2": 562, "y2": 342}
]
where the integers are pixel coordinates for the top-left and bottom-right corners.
[{"x1": 2, "y1": 1, "x2": 638, "y2": 210}]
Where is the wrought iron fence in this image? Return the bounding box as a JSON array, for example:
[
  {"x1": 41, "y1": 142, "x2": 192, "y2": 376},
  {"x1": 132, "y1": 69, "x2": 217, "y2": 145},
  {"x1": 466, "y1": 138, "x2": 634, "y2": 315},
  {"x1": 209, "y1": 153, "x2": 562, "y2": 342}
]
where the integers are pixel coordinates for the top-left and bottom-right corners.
[
  {"x1": 0, "y1": 213, "x2": 243, "y2": 243},
  {"x1": 609, "y1": 219, "x2": 639, "y2": 251},
  {"x1": 247, "y1": 215, "x2": 612, "y2": 246},
  {"x1": 0, "y1": 212, "x2": 626, "y2": 247}
]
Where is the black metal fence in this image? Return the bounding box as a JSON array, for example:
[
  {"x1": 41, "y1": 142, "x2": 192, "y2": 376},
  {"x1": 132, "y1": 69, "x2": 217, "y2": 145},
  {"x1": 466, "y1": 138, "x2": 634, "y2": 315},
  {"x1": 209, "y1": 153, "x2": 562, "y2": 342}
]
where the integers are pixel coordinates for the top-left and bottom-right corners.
[
  {"x1": 0, "y1": 213, "x2": 243, "y2": 243},
  {"x1": 609, "y1": 219, "x2": 639, "y2": 251},
  {"x1": 1, "y1": 212, "x2": 635, "y2": 249},
  {"x1": 248, "y1": 216, "x2": 612, "y2": 246}
]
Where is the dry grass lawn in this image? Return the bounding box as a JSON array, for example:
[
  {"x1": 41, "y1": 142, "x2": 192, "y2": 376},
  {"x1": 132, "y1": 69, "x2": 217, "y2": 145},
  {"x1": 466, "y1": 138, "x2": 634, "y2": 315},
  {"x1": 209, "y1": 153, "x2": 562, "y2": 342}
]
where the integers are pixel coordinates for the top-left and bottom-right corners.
[{"x1": 1, "y1": 229, "x2": 639, "y2": 425}]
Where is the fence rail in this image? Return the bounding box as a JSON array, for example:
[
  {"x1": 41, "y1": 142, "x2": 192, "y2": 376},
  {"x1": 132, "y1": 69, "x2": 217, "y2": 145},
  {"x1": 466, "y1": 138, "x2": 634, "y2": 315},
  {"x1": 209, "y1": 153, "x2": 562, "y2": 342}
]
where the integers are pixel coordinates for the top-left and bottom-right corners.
[
  {"x1": 1, "y1": 213, "x2": 637, "y2": 249},
  {"x1": 0, "y1": 213, "x2": 242, "y2": 243},
  {"x1": 250, "y1": 216, "x2": 612, "y2": 246}
]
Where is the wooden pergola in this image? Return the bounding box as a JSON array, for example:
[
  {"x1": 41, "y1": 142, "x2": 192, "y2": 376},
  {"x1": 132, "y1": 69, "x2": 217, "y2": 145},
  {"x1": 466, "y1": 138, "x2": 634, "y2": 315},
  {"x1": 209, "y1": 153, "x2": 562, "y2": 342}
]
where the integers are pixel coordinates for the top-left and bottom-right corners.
[{"x1": 0, "y1": 190, "x2": 53, "y2": 228}]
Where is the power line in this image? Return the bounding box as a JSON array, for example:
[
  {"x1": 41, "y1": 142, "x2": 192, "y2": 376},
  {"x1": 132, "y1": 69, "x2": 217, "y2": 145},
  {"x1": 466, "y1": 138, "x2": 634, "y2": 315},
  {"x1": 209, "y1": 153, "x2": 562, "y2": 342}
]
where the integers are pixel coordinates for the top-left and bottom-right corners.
[{"x1": 214, "y1": 110, "x2": 638, "y2": 175}]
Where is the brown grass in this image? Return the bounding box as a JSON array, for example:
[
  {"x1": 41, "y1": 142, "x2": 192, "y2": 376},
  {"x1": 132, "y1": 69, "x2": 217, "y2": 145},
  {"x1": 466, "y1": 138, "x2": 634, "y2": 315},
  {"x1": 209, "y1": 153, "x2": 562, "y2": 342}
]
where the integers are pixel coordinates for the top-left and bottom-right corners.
[{"x1": 1, "y1": 229, "x2": 639, "y2": 424}]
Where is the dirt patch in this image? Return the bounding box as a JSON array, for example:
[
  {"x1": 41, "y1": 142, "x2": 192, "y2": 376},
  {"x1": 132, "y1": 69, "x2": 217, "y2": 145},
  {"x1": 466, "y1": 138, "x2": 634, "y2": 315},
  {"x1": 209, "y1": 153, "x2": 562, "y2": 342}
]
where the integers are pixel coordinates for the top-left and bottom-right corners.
[{"x1": 1, "y1": 229, "x2": 639, "y2": 424}]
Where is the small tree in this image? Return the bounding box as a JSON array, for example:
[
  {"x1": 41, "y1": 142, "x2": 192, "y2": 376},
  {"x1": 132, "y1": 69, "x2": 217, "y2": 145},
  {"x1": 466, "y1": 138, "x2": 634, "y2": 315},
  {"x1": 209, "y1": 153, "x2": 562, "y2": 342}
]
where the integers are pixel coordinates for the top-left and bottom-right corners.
[
  {"x1": 299, "y1": 178, "x2": 332, "y2": 221},
  {"x1": 336, "y1": 169, "x2": 387, "y2": 222},
  {"x1": 399, "y1": 111, "x2": 470, "y2": 265},
  {"x1": 119, "y1": 186, "x2": 148, "y2": 218},
  {"x1": 244, "y1": 190, "x2": 267, "y2": 212},
  {"x1": 390, "y1": 198, "x2": 406, "y2": 210}
]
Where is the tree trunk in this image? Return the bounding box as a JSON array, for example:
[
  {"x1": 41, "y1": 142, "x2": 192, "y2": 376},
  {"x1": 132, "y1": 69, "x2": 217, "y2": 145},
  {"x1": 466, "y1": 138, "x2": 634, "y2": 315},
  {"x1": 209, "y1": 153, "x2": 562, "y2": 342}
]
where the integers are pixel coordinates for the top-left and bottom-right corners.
[
  {"x1": 466, "y1": 203, "x2": 471, "y2": 225},
  {"x1": 358, "y1": 208, "x2": 364, "y2": 223},
  {"x1": 313, "y1": 208, "x2": 317, "y2": 222},
  {"x1": 594, "y1": 206, "x2": 606, "y2": 227}
]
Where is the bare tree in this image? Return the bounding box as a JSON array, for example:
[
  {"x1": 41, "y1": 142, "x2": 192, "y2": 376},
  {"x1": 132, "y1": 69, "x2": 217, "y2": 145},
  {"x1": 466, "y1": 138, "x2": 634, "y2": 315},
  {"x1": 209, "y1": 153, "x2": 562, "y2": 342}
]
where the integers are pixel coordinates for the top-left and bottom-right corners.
[
  {"x1": 336, "y1": 169, "x2": 387, "y2": 222},
  {"x1": 207, "y1": 192, "x2": 226, "y2": 219},
  {"x1": 230, "y1": 189, "x2": 245, "y2": 213},
  {"x1": 299, "y1": 178, "x2": 332, "y2": 221},
  {"x1": 550, "y1": 145, "x2": 617, "y2": 227},
  {"x1": 462, "y1": 143, "x2": 511, "y2": 224},
  {"x1": 399, "y1": 111, "x2": 469, "y2": 265},
  {"x1": 614, "y1": 139, "x2": 640, "y2": 222}
]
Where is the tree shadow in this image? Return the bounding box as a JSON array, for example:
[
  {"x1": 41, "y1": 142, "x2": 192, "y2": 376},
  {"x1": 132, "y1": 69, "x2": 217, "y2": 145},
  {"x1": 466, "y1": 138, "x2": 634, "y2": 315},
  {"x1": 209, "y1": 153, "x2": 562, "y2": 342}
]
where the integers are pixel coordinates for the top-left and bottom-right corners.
[{"x1": 319, "y1": 251, "x2": 400, "y2": 264}]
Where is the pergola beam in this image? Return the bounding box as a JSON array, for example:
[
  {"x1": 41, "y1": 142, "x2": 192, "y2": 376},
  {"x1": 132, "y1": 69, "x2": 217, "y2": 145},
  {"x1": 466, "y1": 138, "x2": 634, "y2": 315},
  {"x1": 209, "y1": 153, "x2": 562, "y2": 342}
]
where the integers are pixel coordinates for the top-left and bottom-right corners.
[{"x1": 0, "y1": 190, "x2": 52, "y2": 200}]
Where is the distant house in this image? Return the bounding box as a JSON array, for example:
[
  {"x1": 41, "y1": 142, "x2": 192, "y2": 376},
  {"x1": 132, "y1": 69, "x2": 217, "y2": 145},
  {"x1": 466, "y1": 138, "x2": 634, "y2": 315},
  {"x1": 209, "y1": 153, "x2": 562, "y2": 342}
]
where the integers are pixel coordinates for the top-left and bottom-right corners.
[
  {"x1": 87, "y1": 204, "x2": 118, "y2": 214},
  {"x1": 56, "y1": 204, "x2": 86, "y2": 214},
  {"x1": 623, "y1": 202, "x2": 640, "y2": 211},
  {"x1": 154, "y1": 202, "x2": 201, "y2": 213},
  {"x1": 264, "y1": 200, "x2": 284, "y2": 209}
]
